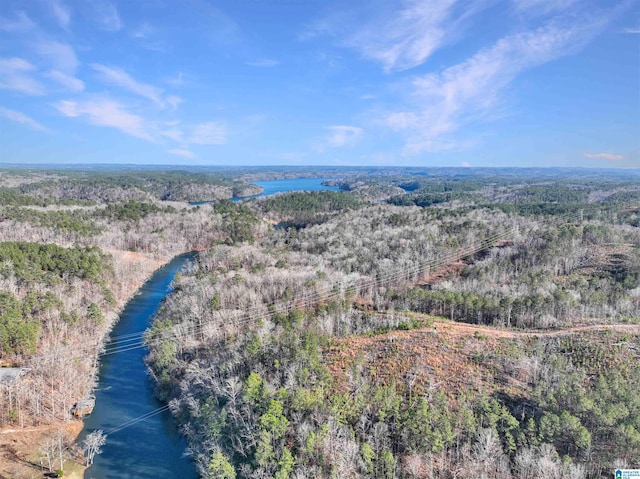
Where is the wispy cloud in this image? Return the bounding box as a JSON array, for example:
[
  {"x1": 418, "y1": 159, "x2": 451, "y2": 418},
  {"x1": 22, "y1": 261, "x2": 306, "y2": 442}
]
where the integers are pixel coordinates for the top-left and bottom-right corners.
[
  {"x1": 385, "y1": 14, "x2": 610, "y2": 152},
  {"x1": 50, "y1": 0, "x2": 71, "y2": 29},
  {"x1": 188, "y1": 121, "x2": 227, "y2": 145},
  {"x1": 131, "y1": 21, "x2": 166, "y2": 51},
  {"x1": 299, "y1": 18, "x2": 335, "y2": 42},
  {"x1": 347, "y1": 0, "x2": 459, "y2": 72},
  {"x1": 158, "y1": 120, "x2": 228, "y2": 145},
  {"x1": 325, "y1": 125, "x2": 363, "y2": 147},
  {"x1": 167, "y1": 148, "x2": 196, "y2": 159},
  {"x1": 53, "y1": 98, "x2": 153, "y2": 141},
  {"x1": 246, "y1": 59, "x2": 280, "y2": 67},
  {"x1": 35, "y1": 40, "x2": 78, "y2": 73},
  {"x1": 0, "y1": 11, "x2": 35, "y2": 32},
  {"x1": 166, "y1": 96, "x2": 182, "y2": 109},
  {"x1": 513, "y1": 0, "x2": 579, "y2": 15},
  {"x1": 188, "y1": 0, "x2": 241, "y2": 48},
  {"x1": 91, "y1": 64, "x2": 180, "y2": 108},
  {"x1": 33, "y1": 41, "x2": 84, "y2": 92},
  {"x1": 0, "y1": 106, "x2": 50, "y2": 132},
  {"x1": 307, "y1": 0, "x2": 490, "y2": 72},
  {"x1": 93, "y1": 0, "x2": 122, "y2": 31},
  {"x1": 46, "y1": 70, "x2": 84, "y2": 92},
  {"x1": 132, "y1": 21, "x2": 155, "y2": 39},
  {"x1": 52, "y1": 95, "x2": 226, "y2": 146},
  {"x1": 0, "y1": 57, "x2": 45, "y2": 95},
  {"x1": 584, "y1": 152, "x2": 624, "y2": 161},
  {"x1": 158, "y1": 122, "x2": 183, "y2": 142}
]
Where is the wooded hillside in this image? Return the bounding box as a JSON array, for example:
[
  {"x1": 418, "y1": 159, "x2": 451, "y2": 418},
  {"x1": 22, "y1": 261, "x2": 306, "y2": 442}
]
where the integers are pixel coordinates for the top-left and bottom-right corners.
[
  {"x1": 144, "y1": 171, "x2": 640, "y2": 478},
  {"x1": 0, "y1": 169, "x2": 262, "y2": 430}
]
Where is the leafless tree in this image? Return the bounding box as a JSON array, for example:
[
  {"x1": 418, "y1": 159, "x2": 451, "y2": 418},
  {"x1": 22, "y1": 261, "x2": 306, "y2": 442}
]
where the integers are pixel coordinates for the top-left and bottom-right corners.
[{"x1": 82, "y1": 430, "x2": 107, "y2": 466}]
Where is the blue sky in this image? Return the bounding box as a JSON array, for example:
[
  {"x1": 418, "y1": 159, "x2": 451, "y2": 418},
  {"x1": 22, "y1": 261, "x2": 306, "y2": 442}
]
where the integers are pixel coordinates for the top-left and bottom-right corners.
[{"x1": 0, "y1": 0, "x2": 638, "y2": 167}]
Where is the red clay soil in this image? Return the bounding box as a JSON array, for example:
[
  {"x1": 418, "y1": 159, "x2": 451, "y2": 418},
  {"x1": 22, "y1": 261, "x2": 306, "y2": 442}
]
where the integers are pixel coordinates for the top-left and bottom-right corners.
[
  {"x1": 0, "y1": 421, "x2": 85, "y2": 479},
  {"x1": 325, "y1": 316, "x2": 640, "y2": 400}
]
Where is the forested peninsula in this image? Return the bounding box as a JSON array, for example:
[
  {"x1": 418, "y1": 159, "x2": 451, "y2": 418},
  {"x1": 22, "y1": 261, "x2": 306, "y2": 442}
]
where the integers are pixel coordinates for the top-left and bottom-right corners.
[{"x1": 1, "y1": 167, "x2": 639, "y2": 479}]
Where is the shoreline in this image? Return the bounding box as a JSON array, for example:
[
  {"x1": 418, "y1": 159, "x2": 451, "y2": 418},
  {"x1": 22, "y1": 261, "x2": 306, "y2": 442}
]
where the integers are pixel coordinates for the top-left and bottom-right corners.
[{"x1": 0, "y1": 249, "x2": 179, "y2": 479}]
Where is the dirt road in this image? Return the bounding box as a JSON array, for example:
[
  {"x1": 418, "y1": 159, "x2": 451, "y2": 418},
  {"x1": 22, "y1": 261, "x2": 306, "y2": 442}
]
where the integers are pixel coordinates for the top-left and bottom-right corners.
[{"x1": 430, "y1": 317, "x2": 640, "y2": 339}]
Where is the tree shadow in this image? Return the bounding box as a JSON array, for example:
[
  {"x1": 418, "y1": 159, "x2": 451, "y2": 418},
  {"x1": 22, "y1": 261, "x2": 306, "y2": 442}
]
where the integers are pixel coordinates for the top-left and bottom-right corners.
[{"x1": 0, "y1": 443, "x2": 44, "y2": 471}]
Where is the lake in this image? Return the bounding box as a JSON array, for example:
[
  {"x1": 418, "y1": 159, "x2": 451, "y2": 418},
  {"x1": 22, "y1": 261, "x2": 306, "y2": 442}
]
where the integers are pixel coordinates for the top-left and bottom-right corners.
[
  {"x1": 249, "y1": 177, "x2": 339, "y2": 197},
  {"x1": 189, "y1": 177, "x2": 340, "y2": 205}
]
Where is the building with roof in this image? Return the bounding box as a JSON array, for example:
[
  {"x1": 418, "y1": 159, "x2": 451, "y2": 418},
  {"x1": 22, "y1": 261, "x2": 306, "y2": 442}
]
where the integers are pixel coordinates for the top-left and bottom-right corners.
[{"x1": 0, "y1": 368, "x2": 29, "y2": 386}]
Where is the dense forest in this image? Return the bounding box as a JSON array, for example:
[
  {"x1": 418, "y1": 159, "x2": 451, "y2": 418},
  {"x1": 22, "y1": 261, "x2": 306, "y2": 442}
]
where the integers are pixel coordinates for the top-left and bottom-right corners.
[
  {"x1": 1, "y1": 169, "x2": 262, "y2": 204},
  {"x1": 1, "y1": 167, "x2": 639, "y2": 478}
]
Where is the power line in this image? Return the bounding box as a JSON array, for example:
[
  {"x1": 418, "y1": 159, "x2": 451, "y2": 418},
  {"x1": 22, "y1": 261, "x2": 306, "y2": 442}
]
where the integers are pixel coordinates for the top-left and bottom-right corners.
[
  {"x1": 104, "y1": 232, "x2": 508, "y2": 354},
  {"x1": 105, "y1": 404, "x2": 171, "y2": 436},
  {"x1": 104, "y1": 209, "x2": 578, "y2": 346},
  {"x1": 86, "y1": 209, "x2": 582, "y2": 439},
  {"x1": 101, "y1": 211, "x2": 581, "y2": 357},
  {"x1": 69, "y1": 209, "x2": 581, "y2": 362},
  {"x1": 96, "y1": 208, "x2": 584, "y2": 436}
]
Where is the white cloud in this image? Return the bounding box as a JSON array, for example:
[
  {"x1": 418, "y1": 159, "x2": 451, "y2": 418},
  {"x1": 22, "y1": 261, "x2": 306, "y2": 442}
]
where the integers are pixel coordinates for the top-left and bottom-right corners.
[
  {"x1": 513, "y1": 0, "x2": 579, "y2": 15},
  {"x1": 584, "y1": 152, "x2": 624, "y2": 161},
  {"x1": 53, "y1": 98, "x2": 153, "y2": 141},
  {"x1": 93, "y1": 1, "x2": 123, "y2": 31},
  {"x1": 92, "y1": 64, "x2": 171, "y2": 107},
  {"x1": 35, "y1": 40, "x2": 78, "y2": 73},
  {"x1": 167, "y1": 148, "x2": 196, "y2": 159},
  {"x1": 461, "y1": 161, "x2": 472, "y2": 167},
  {"x1": 246, "y1": 59, "x2": 280, "y2": 67},
  {"x1": 347, "y1": 0, "x2": 459, "y2": 72},
  {"x1": 166, "y1": 95, "x2": 182, "y2": 110},
  {"x1": 310, "y1": 0, "x2": 491, "y2": 72},
  {"x1": 0, "y1": 106, "x2": 50, "y2": 132},
  {"x1": 52, "y1": 97, "x2": 226, "y2": 147},
  {"x1": 0, "y1": 57, "x2": 45, "y2": 95},
  {"x1": 0, "y1": 11, "x2": 35, "y2": 32},
  {"x1": 385, "y1": 15, "x2": 609, "y2": 152},
  {"x1": 50, "y1": 0, "x2": 71, "y2": 29},
  {"x1": 46, "y1": 70, "x2": 84, "y2": 92},
  {"x1": 158, "y1": 121, "x2": 228, "y2": 146},
  {"x1": 158, "y1": 125, "x2": 184, "y2": 143},
  {"x1": 188, "y1": 121, "x2": 227, "y2": 145},
  {"x1": 325, "y1": 125, "x2": 363, "y2": 147},
  {"x1": 130, "y1": 21, "x2": 166, "y2": 51}
]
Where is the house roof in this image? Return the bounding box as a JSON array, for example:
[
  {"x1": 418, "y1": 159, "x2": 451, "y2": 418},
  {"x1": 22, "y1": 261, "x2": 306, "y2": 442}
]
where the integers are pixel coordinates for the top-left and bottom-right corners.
[{"x1": 0, "y1": 368, "x2": 29, "y2": 385}]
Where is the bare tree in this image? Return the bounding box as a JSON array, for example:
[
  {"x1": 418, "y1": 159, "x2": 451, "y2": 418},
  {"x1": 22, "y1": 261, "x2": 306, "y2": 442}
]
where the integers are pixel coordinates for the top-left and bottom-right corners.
[
  {"x1": 39, "y1": 435, "x2": 57, "y2": 472},
  {"x1": 82, "y1": 430, "x2": 107, "y2": 466}
]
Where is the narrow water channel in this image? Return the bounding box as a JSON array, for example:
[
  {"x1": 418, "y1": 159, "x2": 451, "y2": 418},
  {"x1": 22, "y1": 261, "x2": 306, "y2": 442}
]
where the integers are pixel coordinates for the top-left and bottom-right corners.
[
  {"x1": 81, "y1": 253, "x2": 198, "y2": 479},
  {"x1": 82, "y1": 178, "x2": 338, "y2": 478}
]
